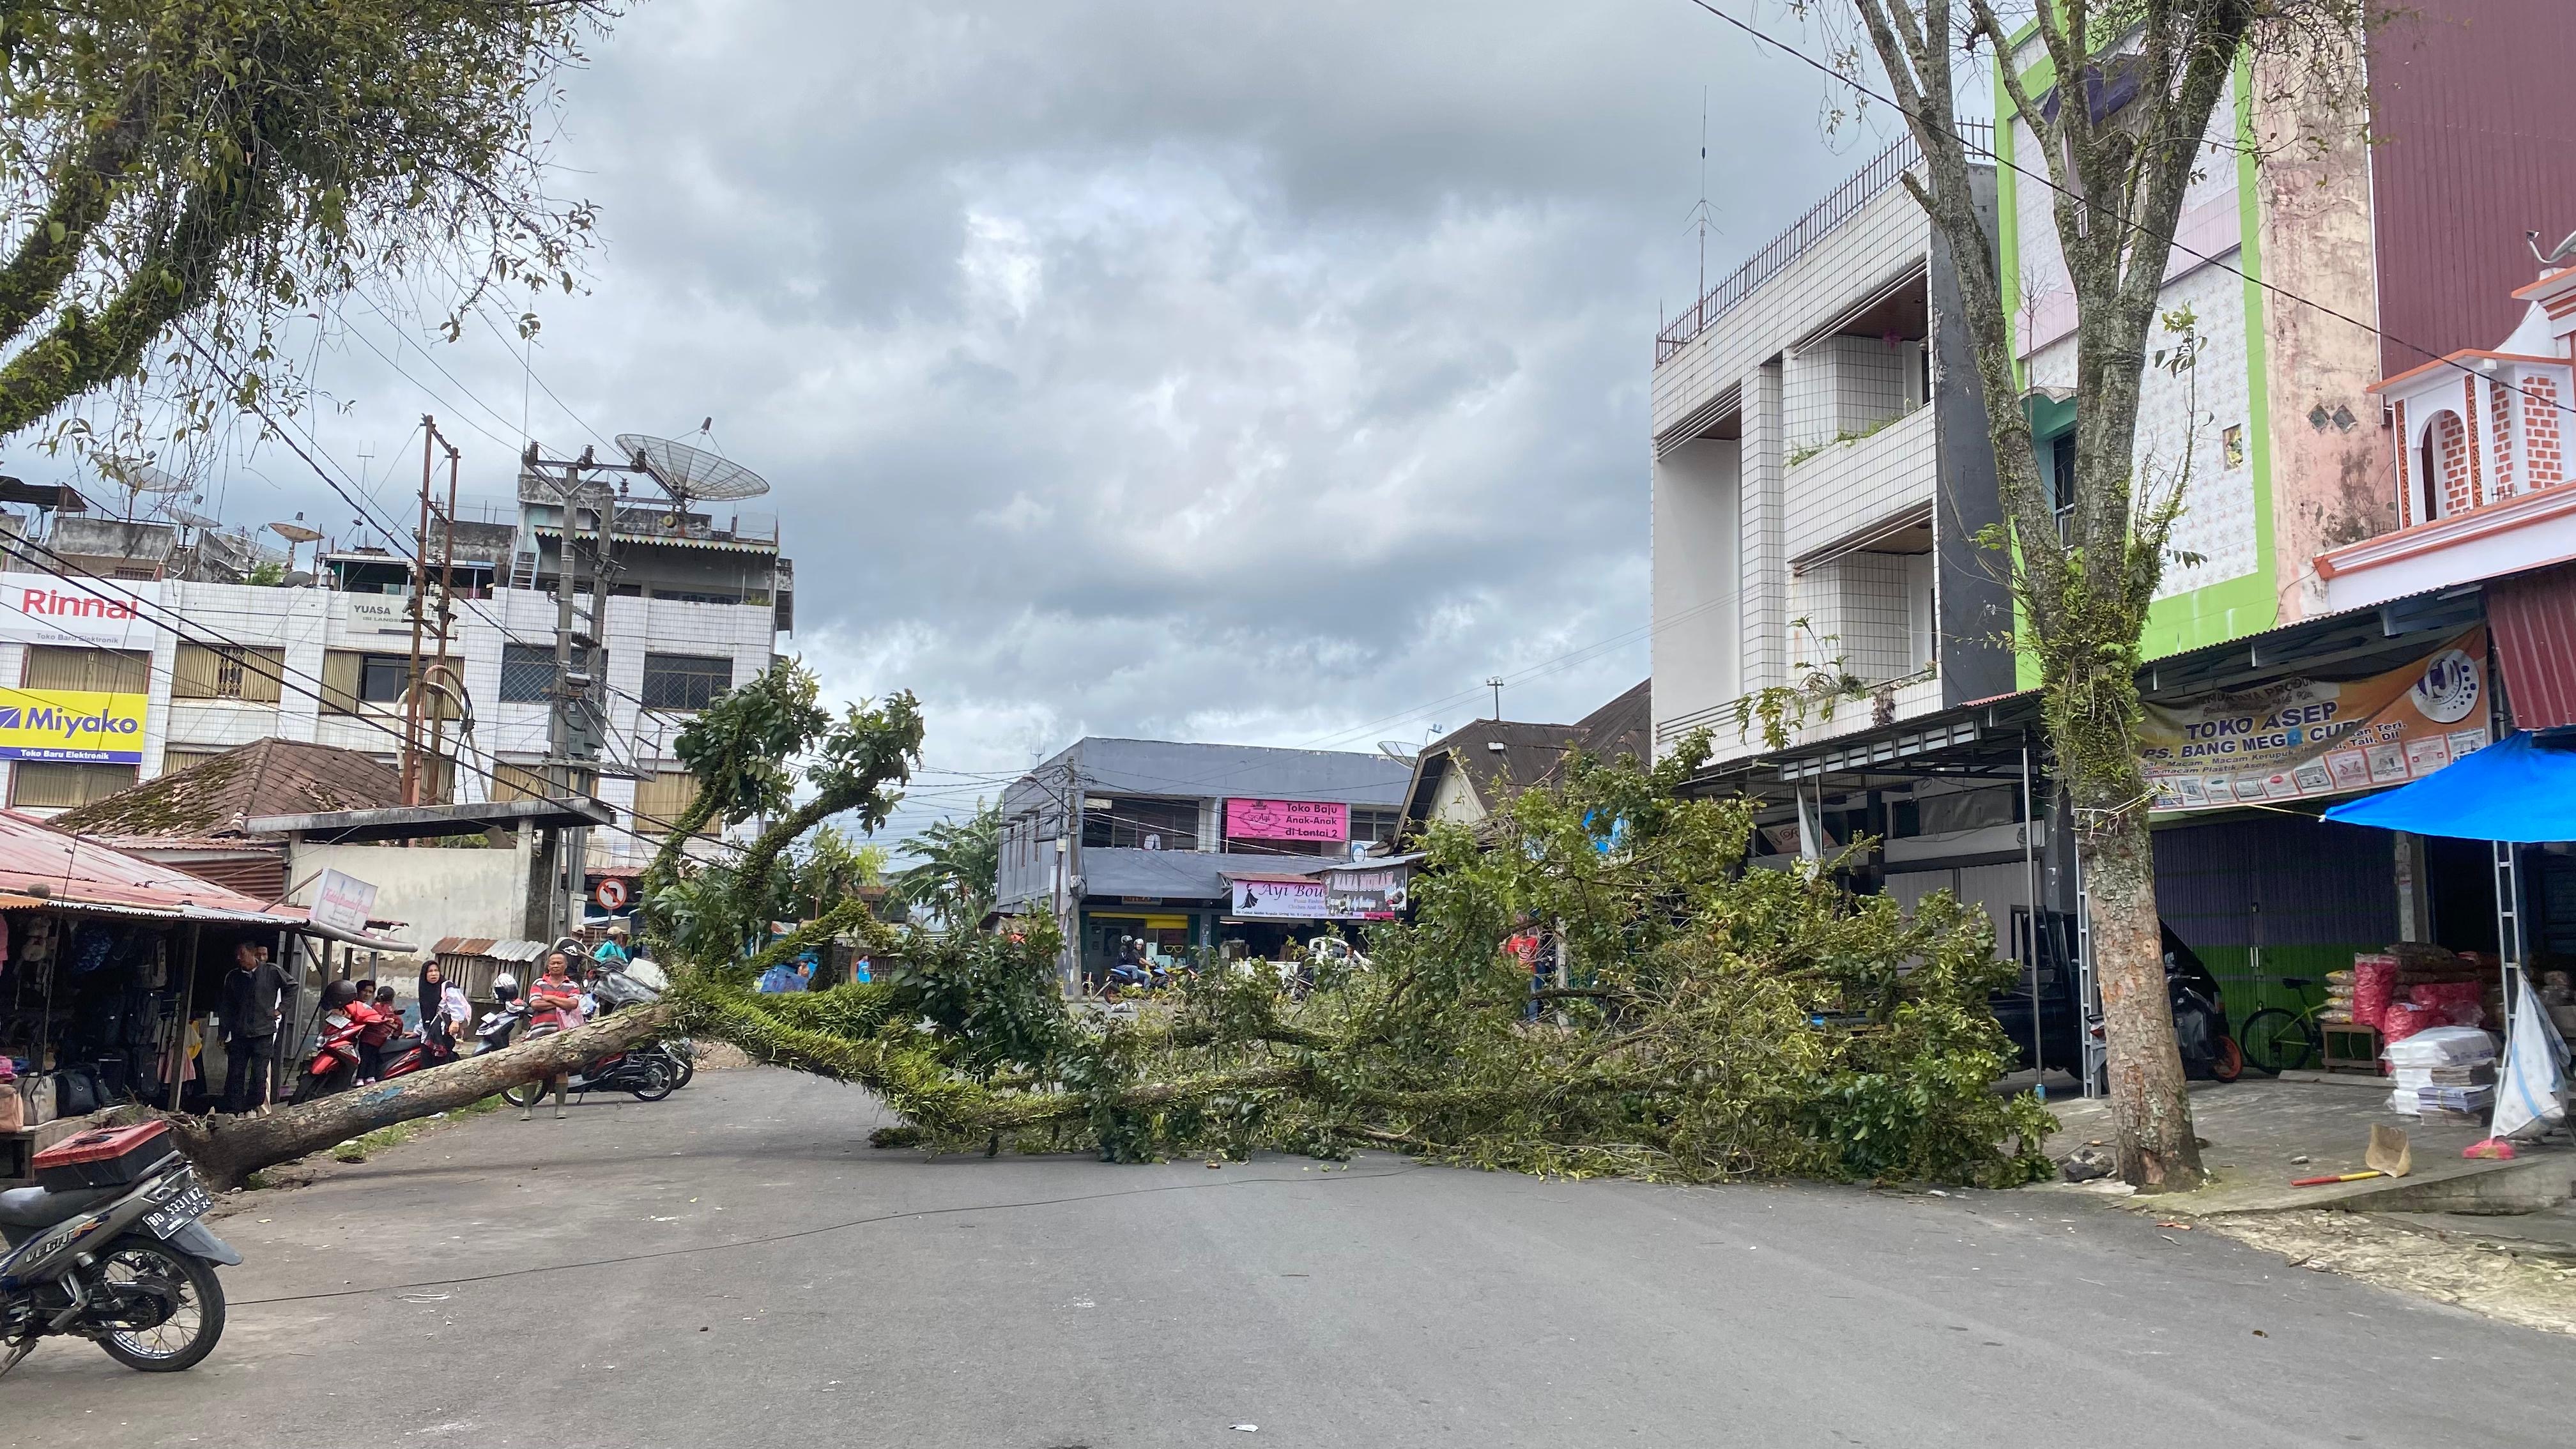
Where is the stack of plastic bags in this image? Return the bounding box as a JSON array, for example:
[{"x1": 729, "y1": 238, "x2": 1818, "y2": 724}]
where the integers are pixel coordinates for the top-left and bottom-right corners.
[{"x1": 2385, "y1": 1026, "x2": 2497, "y2": 1121}]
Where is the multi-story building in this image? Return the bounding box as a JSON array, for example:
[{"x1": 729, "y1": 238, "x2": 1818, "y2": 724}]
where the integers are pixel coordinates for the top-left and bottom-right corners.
[
  {"x1": 0, "y1": 468, "x2": 792, "y2": 877},
  {"x1": 1649, "y1": 128, "x2": 2014, "y2": 769},
  {"x1": 996, "y1": 737, "x2": 1412, "y2": 983}
]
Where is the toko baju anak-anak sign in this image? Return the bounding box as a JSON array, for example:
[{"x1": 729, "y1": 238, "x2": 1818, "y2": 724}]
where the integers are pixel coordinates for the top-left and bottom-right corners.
[
  {"x1": 1224, "y1": 799, "x2": 1349, "y2": 842},
  {"x1": 2138, "y1": 630, "x2": 2490, "y2": 813}
]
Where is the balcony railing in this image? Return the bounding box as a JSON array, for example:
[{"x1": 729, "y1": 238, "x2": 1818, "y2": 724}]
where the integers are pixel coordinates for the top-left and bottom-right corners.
[{"x1": 1655, "y1": 121, "x2": 1993, "y2": 365}]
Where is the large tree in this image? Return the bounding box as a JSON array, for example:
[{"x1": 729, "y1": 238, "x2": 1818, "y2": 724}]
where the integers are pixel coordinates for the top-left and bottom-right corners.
[
  {"x1": 1820, "y1": 0, "x2": 2363, "y2": 1188},
  {"x1": 0, "y1": 0, "x2": 617, "y2": 454}
]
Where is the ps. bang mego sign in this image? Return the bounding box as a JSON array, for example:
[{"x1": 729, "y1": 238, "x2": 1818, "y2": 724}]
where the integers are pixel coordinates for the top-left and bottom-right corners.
[
  {"x1": 0, "y1": 689, "x2": 148, "y2": 763},
  {"x1": 2139, "y1": 629, "x2": 2490, "y2": 813}
]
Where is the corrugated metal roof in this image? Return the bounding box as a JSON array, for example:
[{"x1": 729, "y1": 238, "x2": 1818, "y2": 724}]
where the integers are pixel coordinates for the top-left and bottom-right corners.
[
  {"x1": 52, "y1": 739, "x2": 402, "y2": 839},
  {"x1": 431, "y1": 936, "x2": 549, "y2": 961},
  {"x1": 2488, "y1": 563, "x2": 2576, "y2": 730},
  {"x1": 1020, "y1": 738, "x2": 1411, "y2": 812},
  {"x1": 0, "y1": 810, "x2": 300, "y2": 921}
]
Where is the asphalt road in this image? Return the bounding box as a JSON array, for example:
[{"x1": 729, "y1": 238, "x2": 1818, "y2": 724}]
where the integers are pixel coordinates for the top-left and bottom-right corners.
[{"x1": 8, "y1": 1068, "x2": 2570, "y2": 1448}]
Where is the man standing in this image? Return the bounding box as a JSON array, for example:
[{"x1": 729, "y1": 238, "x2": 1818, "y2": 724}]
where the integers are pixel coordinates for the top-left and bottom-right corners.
[{"x1": 218, "y1": 940, "x2": 288, "y2": 1114}]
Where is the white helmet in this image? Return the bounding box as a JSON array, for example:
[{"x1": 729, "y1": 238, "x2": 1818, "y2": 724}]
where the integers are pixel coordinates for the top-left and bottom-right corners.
[{"x1": 493, "y1": 972, "x2": 518, "y2": 993}]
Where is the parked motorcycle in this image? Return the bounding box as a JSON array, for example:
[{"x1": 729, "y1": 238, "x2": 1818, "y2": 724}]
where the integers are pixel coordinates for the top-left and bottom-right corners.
[
  {"x1": 0, "y1": 1122, "x2": 239, "y2": 1379},
  {"x1": 289, "y1": 1006, "x2": 364, "y2": 1105},
  {"x1": 498, "y1": 1036, "x2": 673, "y2": 1107}
]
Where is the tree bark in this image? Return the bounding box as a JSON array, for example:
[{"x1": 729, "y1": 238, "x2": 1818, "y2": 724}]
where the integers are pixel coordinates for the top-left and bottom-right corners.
[{"x1": 151, "y1": 1004, "x2": 675, "y2": 1191}]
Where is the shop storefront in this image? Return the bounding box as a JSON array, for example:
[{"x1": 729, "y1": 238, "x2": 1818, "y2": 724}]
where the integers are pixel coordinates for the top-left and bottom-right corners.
[{"x1": 0, "y1": 815, "x2": 408, "y2": 1162}]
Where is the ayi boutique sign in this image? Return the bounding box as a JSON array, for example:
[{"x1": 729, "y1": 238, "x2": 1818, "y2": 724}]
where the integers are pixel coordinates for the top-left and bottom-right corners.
[{"x1": 2140, "y1": 630, "x2": 2490, "y2": 813}]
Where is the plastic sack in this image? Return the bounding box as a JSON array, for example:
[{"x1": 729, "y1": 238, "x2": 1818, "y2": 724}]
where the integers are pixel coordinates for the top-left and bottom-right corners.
[
  {"x1": 2379, "y1": 1001, "x2": 2441, "y2": 1045},
  {"x1": 2494, "y1": 983, "x2": 2571, "y2": 1141},
  {"x1": 2351, "y1": 954, "x2": 2398, "y2": 1029},
  {"x1": 2383, "y1": 1025, "x2": 2498, "y2": 1066}
]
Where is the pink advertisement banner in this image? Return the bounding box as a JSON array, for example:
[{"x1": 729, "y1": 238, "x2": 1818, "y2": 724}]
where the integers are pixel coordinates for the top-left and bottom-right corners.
[{"x1": 1225, "y1": 798, "x2": 1349, "y2": 842}]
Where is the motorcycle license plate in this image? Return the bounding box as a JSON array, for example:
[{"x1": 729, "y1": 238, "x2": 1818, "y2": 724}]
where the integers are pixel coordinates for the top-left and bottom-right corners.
[{"x1": 144, "y1": 1183, "x2": 214, "y2": 1239}]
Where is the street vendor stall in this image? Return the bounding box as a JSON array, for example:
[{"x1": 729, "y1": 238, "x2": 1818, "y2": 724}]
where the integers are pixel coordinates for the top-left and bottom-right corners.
[
  {"x1": 0, "y1": 811, "x2": 411, "y2": 1159},
  {"x1": 2324, "y1": 730, "x2": 2576, "y2": 1138}
]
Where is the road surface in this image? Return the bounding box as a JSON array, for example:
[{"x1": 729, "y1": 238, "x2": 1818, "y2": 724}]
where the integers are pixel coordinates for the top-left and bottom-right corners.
[{"x1": 8, "y1": 1067, "x2": 2567, "y2": 1446}]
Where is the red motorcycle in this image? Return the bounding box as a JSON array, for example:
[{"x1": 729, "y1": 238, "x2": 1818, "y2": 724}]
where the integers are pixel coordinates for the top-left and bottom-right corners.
[{"x1": 289, "y1": 1005, "x2": 456, "y2": 1104}]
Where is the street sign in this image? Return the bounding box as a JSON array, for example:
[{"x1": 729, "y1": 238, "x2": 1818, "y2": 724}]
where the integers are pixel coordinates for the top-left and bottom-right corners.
[{"x1": 595, "y1": 877, "x2": 630, "y2": 910}]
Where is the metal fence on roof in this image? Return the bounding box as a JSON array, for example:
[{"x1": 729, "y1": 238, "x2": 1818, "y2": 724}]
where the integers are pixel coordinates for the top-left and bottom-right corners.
[{"x1": 1655, "y1": 121, "x2": 1994, "y2": 365}]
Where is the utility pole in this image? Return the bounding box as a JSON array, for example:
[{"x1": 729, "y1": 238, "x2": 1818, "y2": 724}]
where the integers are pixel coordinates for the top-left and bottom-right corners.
[
  {"x1": 522, "y1": 443, "x2": 622, "y2": 937},
  {"x1": 1487, "y1": 676, "x2": 1505, "y2": 722},
  {"x1": 401, "y1": 418, "x2": 465, "y2": 808}
]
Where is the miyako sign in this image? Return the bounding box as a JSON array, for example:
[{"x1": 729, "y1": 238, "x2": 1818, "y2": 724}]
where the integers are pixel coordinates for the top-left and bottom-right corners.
[
  {"x1": 0, "y1": 574, "x2": 163, "y2": 648},
  {"x1": 2139, "y1": 629, "x2": 2490, "y2": 813},
  {"x1": 0, "y1": 689, "x2": 148, "y2": 763}
]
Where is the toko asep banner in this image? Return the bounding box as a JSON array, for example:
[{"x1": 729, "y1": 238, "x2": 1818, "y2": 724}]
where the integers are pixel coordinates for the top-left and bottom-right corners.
[
  {"x1": 2139, "y1": 629, "x2": 2490, "y2": 813},
  {"x1": 0, "y1": 688, "x2": 149, "y2": 763}
]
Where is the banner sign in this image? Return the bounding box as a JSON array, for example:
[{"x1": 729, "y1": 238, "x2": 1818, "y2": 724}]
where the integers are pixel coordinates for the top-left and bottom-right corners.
[
  {"x1": 0, "y1": 688, "x2": 148, "y2": 763},
  {"x1": 310, "y1": 869, "x2": 380, "y2": 935},
  {"x1": 0, "y1": 576, "x2": 162, "y2": 648},
  {"x1": 1323, "y1": 866, "x2": 1409, "y2": 920},
  {"x1": 2141, "y1": 629, "x2": 2491, "y2": 813},
  {"x1": 1229, "y1": 877, "x2": 1330, "y2": 919},
  {"x1": 1225, "y1": 798, "x2": 1349, "y2": 842}
]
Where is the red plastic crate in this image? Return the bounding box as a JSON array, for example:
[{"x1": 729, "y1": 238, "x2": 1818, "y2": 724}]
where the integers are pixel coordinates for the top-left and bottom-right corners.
[{"x1": 33, "y1": 1121, "x2": 176, "y2": 1191}]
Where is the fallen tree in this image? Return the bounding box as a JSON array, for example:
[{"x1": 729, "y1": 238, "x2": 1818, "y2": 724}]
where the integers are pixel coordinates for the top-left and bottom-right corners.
[{"x1": 157, "y1": 663, "x2": 2055, "y2": 1192}]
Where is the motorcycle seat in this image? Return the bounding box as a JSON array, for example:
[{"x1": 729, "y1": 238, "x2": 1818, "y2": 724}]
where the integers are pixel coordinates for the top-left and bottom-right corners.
[
  {"x1": 0, "y1": 1183, "x2": 123, "y2": 1229},
  {"x1": 384, "y1": 1035, "x2": 423, "y2": 1055}
]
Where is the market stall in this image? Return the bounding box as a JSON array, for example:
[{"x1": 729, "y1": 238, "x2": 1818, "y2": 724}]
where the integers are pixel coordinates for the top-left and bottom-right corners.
[
  {"x1": 0, "y1": 812, "x2": 410, "y2": 1158},
  {"x1": 2323, "y1": 730, "x2": 2576, "y2": 1137}
]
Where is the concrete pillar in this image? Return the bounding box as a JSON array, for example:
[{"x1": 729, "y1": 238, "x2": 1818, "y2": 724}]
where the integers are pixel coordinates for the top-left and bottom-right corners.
[
  {"x1": 2394, "y1": 831, "x2": 2432, "y2": 943},
  {"x1": 1739, "y1": 360, "x2": 1788, "y2": 694}
]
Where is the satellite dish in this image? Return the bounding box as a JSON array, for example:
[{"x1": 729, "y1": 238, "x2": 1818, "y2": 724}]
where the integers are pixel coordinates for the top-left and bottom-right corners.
[
  {"x1": 613, "y1": 433, "x2": 770, "y2": 504},
  {"x1": 267, "y1": 520, "x2": 324, "y2": 544},
  {"x1": 165, "y1": 505, "x2": 222, "y2": 530},
  {"x1": 97, "y1": 457, "x2": 188, "y2": 520},
  {"x1": 1377, "y1": 741, "x2": 1420, "y2": 765}
]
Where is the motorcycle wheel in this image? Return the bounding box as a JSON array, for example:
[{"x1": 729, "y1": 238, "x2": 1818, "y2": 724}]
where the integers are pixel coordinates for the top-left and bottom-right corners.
[
  {"x1": 664, "y1": 1043, "x2": 696, "y2": 1090},
  {"x1": 2210, "y1": 1034, "x2": 2246, "y2": 1084},
  {"x1": 289, "y1": 1064, "x2": 351, "y2": 1105},
  {"x1": 625, "y1": 1062, "x2": 674, "y2": 1102},
  {"x1": 93, "y1": 1237, "x2": 226, "y2": 1373},
  {"x1": 503, "y1": 1079, "x2": 546, "y2": 1109}
]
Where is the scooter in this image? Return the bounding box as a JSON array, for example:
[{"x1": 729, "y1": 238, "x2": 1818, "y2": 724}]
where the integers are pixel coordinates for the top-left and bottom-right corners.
[
  {"x1": 289, "y1": 1007, "x2": 364, "y2": 1104},
  {"x1": 0, "y1": 1122, "x2": 240, "y2": 1380},
  {"x1": 498, "y1": 1032, "x2": 673, "y2": 1107}
]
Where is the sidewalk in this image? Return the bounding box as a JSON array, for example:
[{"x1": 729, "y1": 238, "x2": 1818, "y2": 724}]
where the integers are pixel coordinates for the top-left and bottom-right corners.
[{"x1": 2034, "y1": 1075, "x2": 2575, "y2": 1216}]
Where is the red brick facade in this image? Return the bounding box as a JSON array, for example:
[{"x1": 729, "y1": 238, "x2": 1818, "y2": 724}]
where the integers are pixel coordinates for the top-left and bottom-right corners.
[
  {"x1": 2524, "y1": 373, "x2": 2563, "y2": 489},
  {"x1": 2435, "y1": 409, "x2": 2472, "y2": 518},
  {"x1": 2490, "y1": 375, "x2": 2516, "y2": 496},
  {"x1": 2462, "y1": 376, "x2": 2484, "y2": 509}
]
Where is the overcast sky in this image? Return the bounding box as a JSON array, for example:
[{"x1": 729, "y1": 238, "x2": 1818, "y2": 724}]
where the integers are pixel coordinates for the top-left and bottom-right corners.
[{"x1": 208, "y1": 1, "x2": 1903, "y2": 836}]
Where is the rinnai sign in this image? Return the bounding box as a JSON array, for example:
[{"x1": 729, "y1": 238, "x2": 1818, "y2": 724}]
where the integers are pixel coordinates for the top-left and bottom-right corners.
[
  {"x1": 0, "y1": 689, "x2": 148, "y2": 763},
  {"x1": 1224, "y1": 799, "x2": 1349, "y2": 843},
  {"x1": 0, "y1": 576, "x2": 163, "y2": 647}
]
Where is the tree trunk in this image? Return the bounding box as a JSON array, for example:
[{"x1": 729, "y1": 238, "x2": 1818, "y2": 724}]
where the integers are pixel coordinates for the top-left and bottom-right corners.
[
  {"x1": 2078, "y1": 805, "x2": 2204, "y2": 1190},
  {"x1": 151, "y1": 1004, "x2": 675, "y2": 1191}
]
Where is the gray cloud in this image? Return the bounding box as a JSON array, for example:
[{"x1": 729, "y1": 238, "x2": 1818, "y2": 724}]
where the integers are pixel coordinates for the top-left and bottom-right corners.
[{"x1": 256, "y1": 1, "x2": 1899, "y2": 834}]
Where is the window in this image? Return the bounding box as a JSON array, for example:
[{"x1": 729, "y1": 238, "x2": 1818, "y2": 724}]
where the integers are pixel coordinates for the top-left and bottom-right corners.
[
  {"x1": 632, "y1": 770, "x2": 716, "y2": 835},
  {"x1": 641, "y1": 653, "x2": 732, "y2": 712},
  {"x1": 1080, "y1": 797, "x2": 1200, "y2": 850},
  {"x1": 23, "y1": 647, "x2": 148, "y2": 694},
  {"x1": 10, "y1": 761, "x2": 137, "y2": 809},
  {"x1": 158, "y1": 747, "x2": 226, "y2": 776},
  {"x1": 500, "y1": 644, "x2": 558, "y2": 703},
  {"x1": 2048, "y1": 432, "x2": 2076, "y2": 516},
  {"x1": 319, "y1": 651, "x2": 464, "y2": 717},
  {"x1": 1350, "y1": 808, "x2": 1399, "y2": 845},
  {"x1": 172, "y1": 643, "x2": 285, "y2": 703},
  {"x1": 1890, "y1": 786, "x2": 2023, "y2": 839}
]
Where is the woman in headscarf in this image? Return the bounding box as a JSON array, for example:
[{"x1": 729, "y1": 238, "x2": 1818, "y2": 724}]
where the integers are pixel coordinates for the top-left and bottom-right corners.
[{"x1": 416, "y1": 961, "x2": 469, "y2": 1061}]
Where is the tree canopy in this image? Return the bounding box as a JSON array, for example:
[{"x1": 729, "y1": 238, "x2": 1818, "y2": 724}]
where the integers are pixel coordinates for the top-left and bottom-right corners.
[{"x1": 0, "y1": 0, "x2": 620, "y2": 455}]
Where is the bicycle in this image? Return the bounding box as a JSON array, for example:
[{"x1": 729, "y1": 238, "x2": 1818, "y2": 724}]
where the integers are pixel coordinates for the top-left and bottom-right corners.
[{"x1": 2239, "y1": 977, "x2": 2330, "y2": 1074}]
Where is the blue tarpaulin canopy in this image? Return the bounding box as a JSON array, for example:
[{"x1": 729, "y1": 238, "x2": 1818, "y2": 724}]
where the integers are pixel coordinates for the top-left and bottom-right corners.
[{"x1": 2320, "y1": 730, "x2": 2576, "y2": 842}]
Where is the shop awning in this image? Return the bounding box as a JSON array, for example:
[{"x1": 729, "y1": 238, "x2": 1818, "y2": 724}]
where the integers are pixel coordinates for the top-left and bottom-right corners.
[{"x1": 2320, "y1": 731, "x2": 2576, "y2": 842}]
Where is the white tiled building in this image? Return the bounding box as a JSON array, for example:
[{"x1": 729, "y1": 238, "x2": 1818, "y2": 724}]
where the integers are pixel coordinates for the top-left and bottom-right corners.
[
  {"x1": 1650, "y1": 131, "x2": 2014, "y2": 768},
  {"x1": 0, "y1": 540, "x2": 784, "y2": 870}
]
